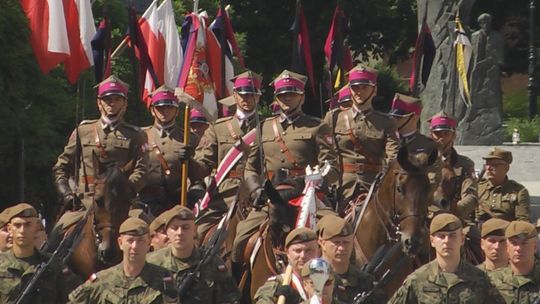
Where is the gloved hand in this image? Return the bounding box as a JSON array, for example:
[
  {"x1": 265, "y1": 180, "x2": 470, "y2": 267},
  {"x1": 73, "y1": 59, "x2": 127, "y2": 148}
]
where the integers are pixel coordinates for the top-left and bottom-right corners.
[
  {"x1": 187, "y1": 183, "x2": 206, "y2": 209},
  {"x1": 274, "y1": 285, "x2": 300, "y2": 303},
  {"x1": 176, "y1": 144, "x2": 194, "y2": 161},
  {"x1": 56, "y1": 179, "x2": 83, "y2": 211},
  {"x1": 251, "y1": 187, "x2": 267, "y2": 209}
]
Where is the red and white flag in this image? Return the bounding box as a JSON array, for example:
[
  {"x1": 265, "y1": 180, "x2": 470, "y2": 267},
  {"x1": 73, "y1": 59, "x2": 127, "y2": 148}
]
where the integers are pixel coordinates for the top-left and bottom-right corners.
[
  {"x1": 140, "y1": 0, "x2": 182, "y2": 106},
  {"x1": 20, "y1": 0, "x2": 71, "y2": 74},
  {"x1": 64, "y1": 0, "x2": 96, "y2": 83}
]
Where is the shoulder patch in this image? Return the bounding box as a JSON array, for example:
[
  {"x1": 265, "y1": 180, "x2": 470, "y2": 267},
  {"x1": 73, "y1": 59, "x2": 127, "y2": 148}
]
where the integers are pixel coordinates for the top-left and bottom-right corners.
[
  {"x1": 217, "y1": 264, "x2": 227, "y2": 272},
  {"x1": 88, "y1": 272, "x2": 98, "y2": 282}
]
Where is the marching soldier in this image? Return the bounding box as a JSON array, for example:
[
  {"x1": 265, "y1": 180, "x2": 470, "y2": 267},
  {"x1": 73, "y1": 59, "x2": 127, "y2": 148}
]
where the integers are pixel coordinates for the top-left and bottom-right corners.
[
  {"x1": 388, "y1": 93, "x2": 441, "y2": 191},
  {"x1": 323, "y1": 66, "x2": 399, "y2": 211},
  {"x1": 478, "y1": 218, "x2": 509, "y2": 274},
  {"x1": 53, "y1": 75, "x2": 148, "y2": 211},
  {"x1": 389, "y1": 213, "x2": 504, "y2": 303},
  {"x1": 149, "y1": 211, "x2": 170, "y2": 252},
  {"x1": 317, "y1": 214, "x2": 383, "y2": 303},
  {"x1": 69, "y1": 217, "x2": 176, "y2": 303},
  {"x1": 0, "y1": 203, "x2": 68, "y2": 303},
  {"x1": 146, "y1": 205, "x2": 241, "y2": 303},
  {"x1": 191, "y1": 71, "x2": 263, "y2": 237},
  {"x1": 490, "y1": 221, "x2": 540, "y2": 303},
  {"x1": 233, "y1": 70, "x2": 339, "y2": 262},
  {"x1": 138, "y1": 85, "x2": 197, "y2": 216},
  {"x1": 428, "y1": 112, "x2": 478, "y2": 222},
  {"x1": 254, "y1": 227, "x2": 321, "y2": 304},
  {"x1": 476, "y1": 148, "x2": 531, "y2": 222}
]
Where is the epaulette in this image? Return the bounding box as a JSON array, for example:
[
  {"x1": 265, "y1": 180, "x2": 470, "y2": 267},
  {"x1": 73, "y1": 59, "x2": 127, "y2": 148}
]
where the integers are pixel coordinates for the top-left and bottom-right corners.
[
  {"x1": 215, "y1": 115, "x2": 235, "y2": 125},
  {"x1": 79, "y1": 119, "x2": 98, "y2": 126}
]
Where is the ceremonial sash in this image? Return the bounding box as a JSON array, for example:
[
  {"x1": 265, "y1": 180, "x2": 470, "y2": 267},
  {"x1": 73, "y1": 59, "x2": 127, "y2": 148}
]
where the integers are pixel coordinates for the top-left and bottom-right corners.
[{"x1": 194, "y1": 128, "x2": 257, "y2": 216}]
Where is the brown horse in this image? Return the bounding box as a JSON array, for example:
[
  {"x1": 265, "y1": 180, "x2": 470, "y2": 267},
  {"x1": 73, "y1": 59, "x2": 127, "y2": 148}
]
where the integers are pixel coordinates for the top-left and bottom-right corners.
[
  {"x1": 348, "y1": 145, "x2": 437, "y2": 296},
  {"x1": 46, "y1": 154, "x2": 134, "y2": 279}
]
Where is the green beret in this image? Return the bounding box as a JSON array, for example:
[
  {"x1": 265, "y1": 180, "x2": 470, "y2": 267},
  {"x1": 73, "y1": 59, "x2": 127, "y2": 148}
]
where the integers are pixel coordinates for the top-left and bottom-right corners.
[
  {"x1": 285, "y1": 227, "x2": 317, "y2": 248},
  {"x1": 430, "y1": 213, "x2": 462, "y2": 234},
  {"x1": 483, "y1": 148, "x2": 512, "y2": 164},
  {"x1": 160, "y1": 205, "x2": 195, "y2": 229},
  {"x1": 0, "y1": 209, "x2": 9, "y2": 228},
  {"x1": 119, "y1": 217, "x2": 149, "y2": 236},
  {"x1": 317, "y1": 215, "x2": 353, "y2": 240},
  {"x1": 505, "y1": 221, "x2": 537, "y2": 240},
  {"x1": 128, "y1": 209, "x2": 154, "y2": 225},
  {"x1": 3, "y1": 203, "x2": 38, "y2": 222},
  {"x1": 481, "y1": 218, "x2": 510, "y2": 238}
]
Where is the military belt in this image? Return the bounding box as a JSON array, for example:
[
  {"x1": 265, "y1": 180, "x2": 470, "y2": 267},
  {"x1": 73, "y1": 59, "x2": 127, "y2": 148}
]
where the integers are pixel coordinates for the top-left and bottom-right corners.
[
  {"x1": 267, "y1": 168, "x2": 304, "y2": 180},
  {"x1": 342, "y1": 162, "x2": 382, "y2": 173}
]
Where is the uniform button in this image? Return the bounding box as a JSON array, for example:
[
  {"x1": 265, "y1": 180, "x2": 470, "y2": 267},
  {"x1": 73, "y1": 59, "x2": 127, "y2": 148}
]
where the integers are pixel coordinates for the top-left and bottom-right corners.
[
  {"x1": 162, "y1": 141, "x2": 166, "y2": 145},
  {"x1": 283, "y1": 131, "x2": 287, "y2": 135}
]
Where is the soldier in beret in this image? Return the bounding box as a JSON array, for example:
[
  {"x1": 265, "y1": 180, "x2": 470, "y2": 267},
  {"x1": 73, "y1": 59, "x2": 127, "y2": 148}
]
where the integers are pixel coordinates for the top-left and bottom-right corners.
[
  {"x1": 428, "y1": 111, "x2": 478, "y2": 222},
  {"x1": 69, "y1": 217, "x2": 176, "y2": 303},
  {"x1": 190, "y1": 71, "x2": 263, "y2": 239},
  {"x1": 323, "y1": 65, "x2": 399, "y2": 212},
  {"x1": 478, "y1": 218, "x2": 509, "y2": 274},
  {"x1": 0, "y1": 203, "x2": 68, "y2": 303},
  {"x1": 149, "y1": 211, "x2": 169, "y2": 252},
  {"x1": 476, "y1": 148, "x2": 531, "y2": 222},
  {"x1": 235, "y1": 70, "x2": 339, "y2": 263},
  {"x1": 254, "y1": 227, "x2": 321, "y2": 304},
  {"x1": 300, "y1": 258, "x2": 341, "y2": 304},
  {"x1": 317, "y1": 214, "x2": 383, "y2": 303},
  {"x1": 389, "y1": 213, "x2": 504, "y2": 303},
  {"x1": 53, "y1": 75, "x2": 148, "y2": 212},
  {"x1": 490, "y1": 221, "x2": 540, "y2": 303},
  {"x1": 138, "y1": 85, "x2": 198, "y2": 216},
  {"x1": 388, "y1": 94, "x2": 441, "y2": 193},
  {"x1": 0, "y1": 209, "x2": 12, "y2": 252},
  {"x1": 146, "y1": 205, "x2": 240, "y2": 303}
]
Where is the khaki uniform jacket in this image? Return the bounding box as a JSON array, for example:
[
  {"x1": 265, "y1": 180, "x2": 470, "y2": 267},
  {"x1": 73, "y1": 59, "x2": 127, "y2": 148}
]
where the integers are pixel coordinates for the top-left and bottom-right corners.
[
  {"x1": 388, "y1": 260, "x2": 505, "y2": 304},
  {"x1": 334, "y1": 264, "x2": 384, "y2": 303},
  {"x1": 139, "y1": 124, "x2": 198, "y2": 206},
  {"x1": 146, "y1": 246, "x2": 240, "y2": 304},
  {"x1": 193, "y1": 115, "x2": 255, "y2": 207},
  {"x1": 53, "y1": 119, "x2": 148, "y2": 197},
  {"x1": 245, "y1": 113, "x2": 339, "y2": 185},
  {"x1": 490, "y1": 264, "x2": 540, "y2": 304},
  {"x1": 323, "y1": 107, "x2": 399, "y2": 198},
  {"x1": 476, "y1": 177, "x2": 531, "y2": 222},
  {"x1": 0, "y1": 250, "x2": 68, "y2": 304},
  {"x1": 254, "y1": 273, "x2": 303, "y2": 304},
  {"x1": 429, "y1": 148, "x2": 478, "y2": 221},
  {"x1": 68, "y1": 262, "x2": 173, "y2": 304}
]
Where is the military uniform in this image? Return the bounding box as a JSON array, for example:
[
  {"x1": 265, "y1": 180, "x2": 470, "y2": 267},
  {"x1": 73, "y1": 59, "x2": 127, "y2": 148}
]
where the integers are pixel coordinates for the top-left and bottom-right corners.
[
  {"x1": 323, "y1": 66, "x2": 398, "y2": 202},
  {"x1": 146, "y1": 246, "x2": 240, "y2": 303},
  {"x1": 324, "y1": 107, "x2": 398, "y2": 200},
  {"x1": 477, "y1": 178, "x2": 531, "y2": 222},
  {"x1": 334, "y1": 264, "x2": 382, "y2": 303},
  {"x1": 388, "y1": 260, "x2": 504, "y2": 304},
  {"x1": 68, "y1": 262, "x2": 174, "y2": 304},
  {"x1": 254, "y1": 273, "x2": 305, "y2": 304},
  {"x1": 53, "y1": 77, "x2": 148, "y2": 208},
  {"x1": 0, "y1": 250, "x2": 68, "y2": 304},
  {"x1": 139, "y1": 123, "x2": 198, "y2": 215},
  {"x1": 490, "y1": 265, "x2": 540, "y2": 304}
]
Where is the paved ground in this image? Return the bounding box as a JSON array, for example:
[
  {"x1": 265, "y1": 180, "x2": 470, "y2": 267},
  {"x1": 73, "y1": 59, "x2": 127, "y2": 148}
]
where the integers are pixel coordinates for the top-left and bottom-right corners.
[{"x1": 455, "y1": 144, "x2": 540, "y2": 221}]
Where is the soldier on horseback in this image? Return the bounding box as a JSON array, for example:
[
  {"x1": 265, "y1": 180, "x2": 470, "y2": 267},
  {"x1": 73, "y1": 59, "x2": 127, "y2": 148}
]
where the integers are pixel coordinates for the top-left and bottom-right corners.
[
  {"x1": 53, "y1": 76, "x2": 148, "y2": 213},
  {"x1": 323, "y1": 65, "x2": 399, "y2": 213},
  {"x1": 138, "y1": 85, "x2": 197, "y2": 216}
]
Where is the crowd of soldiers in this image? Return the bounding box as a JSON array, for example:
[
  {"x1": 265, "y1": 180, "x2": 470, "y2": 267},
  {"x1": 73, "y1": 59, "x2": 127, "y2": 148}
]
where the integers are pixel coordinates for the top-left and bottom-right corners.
[{"x1": 0, "y1": 64, "x2": 538, "y2": 303}]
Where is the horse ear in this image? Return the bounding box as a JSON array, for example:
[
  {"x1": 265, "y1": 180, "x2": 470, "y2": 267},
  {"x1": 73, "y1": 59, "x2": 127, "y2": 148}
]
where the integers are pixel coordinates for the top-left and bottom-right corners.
[
  {"x1": 122, "y1": 160, "x2": 135, "y2": 174},
  {"x1": 92, "y1": 151, "x2": 105, "y2": 177},
  {"x1": 397, "y1": 145, "x2": 418, "y2": 172}
]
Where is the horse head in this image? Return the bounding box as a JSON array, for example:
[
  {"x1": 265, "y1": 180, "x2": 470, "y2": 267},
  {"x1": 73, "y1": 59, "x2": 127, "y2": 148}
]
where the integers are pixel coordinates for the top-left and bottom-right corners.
[
  {"x1": 393, "y1": 145, "x2": 437, "y2": 256},
  {"x1": 92, "y1": 152, "x2": 134, "y2": 265},
  {"x1": 265, "y1": 175, "x2": 304, "y2": 248}
]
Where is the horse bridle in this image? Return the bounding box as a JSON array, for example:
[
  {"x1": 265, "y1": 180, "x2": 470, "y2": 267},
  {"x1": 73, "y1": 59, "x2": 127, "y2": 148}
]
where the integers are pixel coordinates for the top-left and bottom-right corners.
[{"x1": 370, "y1": 168, "x2": 425, "y2": 243}]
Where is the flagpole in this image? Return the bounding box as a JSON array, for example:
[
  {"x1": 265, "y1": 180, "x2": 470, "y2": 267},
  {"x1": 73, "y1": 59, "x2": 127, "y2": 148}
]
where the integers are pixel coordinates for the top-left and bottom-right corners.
[
  {"x1": 529, "y1": 0, "x2": 537, "y2": 119},
  {"x1": 220, "y1": 0, "x2": 226, "y2": 103}
]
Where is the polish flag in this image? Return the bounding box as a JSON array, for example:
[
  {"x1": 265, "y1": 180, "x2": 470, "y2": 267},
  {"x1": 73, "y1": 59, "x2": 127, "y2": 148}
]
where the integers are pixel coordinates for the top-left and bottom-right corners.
[
  {"x1": 64, "y1": 0, "x2": 96, "y2": 84},
  {"x1": 140, "y1": 0, "x2": 182, "y2": 106},
  {"x1": 20, "y1": 0, "x2": 71, "y2": 74}
]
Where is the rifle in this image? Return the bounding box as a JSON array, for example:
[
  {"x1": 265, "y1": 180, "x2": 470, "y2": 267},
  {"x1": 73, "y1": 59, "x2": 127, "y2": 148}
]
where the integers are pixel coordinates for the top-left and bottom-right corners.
[
  {"x1": 352, "y1": 253, "x2": 411, "y2": 304},
  {"x1": 15, "y1": 210, "x2": 88, "y2": 304},
  {"x1": 176, "y1": 198, "x2": 237, "y2": 298}
]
